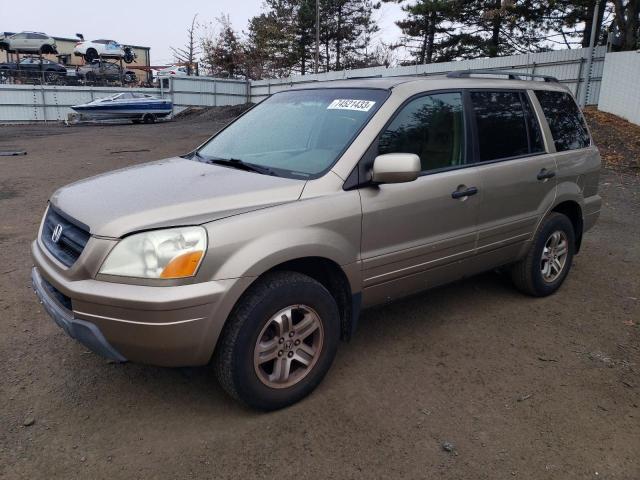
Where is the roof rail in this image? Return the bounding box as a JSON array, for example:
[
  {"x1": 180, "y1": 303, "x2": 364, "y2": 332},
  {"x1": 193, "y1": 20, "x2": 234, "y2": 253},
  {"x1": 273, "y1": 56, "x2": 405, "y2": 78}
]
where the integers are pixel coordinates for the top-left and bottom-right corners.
[{"x1": 447, "y1": 69, "x2": 559, "y2": 83}]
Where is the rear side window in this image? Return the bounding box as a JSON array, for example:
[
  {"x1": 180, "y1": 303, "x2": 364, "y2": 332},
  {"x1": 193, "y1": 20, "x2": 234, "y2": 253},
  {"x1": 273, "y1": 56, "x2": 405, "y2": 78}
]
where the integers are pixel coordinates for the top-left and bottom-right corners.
[
  {"x1": 471, "y1": 91, "x2": 542, "y2": 162},
  {"x1": 378, "y1": 92, "x2": 465, "y2": 172},
  {"x1": 534, "y1": 90, "x2": 590, "y2": 151}
]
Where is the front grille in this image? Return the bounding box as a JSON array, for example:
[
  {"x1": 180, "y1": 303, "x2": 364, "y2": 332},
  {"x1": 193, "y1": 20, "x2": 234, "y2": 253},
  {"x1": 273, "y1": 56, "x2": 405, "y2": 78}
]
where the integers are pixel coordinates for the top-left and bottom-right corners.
[{"x1": 41, "y1": 206, "x2": 90, "y2": 267}]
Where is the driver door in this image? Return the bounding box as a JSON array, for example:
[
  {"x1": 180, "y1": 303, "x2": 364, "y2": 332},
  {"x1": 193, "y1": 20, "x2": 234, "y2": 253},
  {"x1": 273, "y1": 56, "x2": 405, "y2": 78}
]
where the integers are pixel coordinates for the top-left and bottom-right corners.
[{"x1": 360, "y1": 91, "x2": 481, "y2": 307}]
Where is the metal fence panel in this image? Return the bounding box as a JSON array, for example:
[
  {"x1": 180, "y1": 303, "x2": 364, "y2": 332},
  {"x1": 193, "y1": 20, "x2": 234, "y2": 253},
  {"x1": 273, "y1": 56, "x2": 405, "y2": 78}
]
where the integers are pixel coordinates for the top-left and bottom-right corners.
[
  {"x1": 598, "y1": 51, "x2": 640, "y2": 125},
  {"x1": 0, "y1": 77, "x2": 249, "y2": 122},
  {"x1": 0, "y1": 47, "x2": 615, "y2": 122},
  {"x1": 250, "y1": 47, "x2": 607, "y2": 105}
]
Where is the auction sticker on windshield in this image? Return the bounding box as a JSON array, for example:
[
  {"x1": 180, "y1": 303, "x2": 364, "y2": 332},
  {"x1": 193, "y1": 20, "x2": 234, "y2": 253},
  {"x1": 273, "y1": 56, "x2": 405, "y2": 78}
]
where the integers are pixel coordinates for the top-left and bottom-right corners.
[{"x1": 327, "y1": 99, "x2": 376, "y2": 112}]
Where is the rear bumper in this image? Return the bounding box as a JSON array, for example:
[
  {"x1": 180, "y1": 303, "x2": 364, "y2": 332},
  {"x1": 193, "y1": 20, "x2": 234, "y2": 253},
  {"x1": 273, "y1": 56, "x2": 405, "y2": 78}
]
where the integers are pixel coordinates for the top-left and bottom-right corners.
[
  {"x1": 31, "y1": 240, "x2": 254, "y2": 367},
  {"x1": 583, "y1": 194, "x2": 602, "y2": 233}
]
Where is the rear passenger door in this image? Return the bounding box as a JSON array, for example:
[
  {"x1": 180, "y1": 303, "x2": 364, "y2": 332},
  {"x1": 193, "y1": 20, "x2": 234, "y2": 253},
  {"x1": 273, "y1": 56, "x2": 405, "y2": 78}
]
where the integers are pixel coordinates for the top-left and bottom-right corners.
[
  {"x1": 469, "y1": 90, "x2": 557, "y2": 264},
  {"x1": 533, "y1": 90, "x2": 598, "y2": 212}
]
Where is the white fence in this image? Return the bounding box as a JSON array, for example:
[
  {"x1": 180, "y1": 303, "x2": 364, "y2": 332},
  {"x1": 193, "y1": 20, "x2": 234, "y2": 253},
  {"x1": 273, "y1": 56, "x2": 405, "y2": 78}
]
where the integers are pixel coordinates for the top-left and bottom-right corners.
[
  {"x1": 171, "y1": 76, "x2": 249, "y2": 110},
  {"x1": 0, "y1": 46, "x2": 612, "y2": 122},
  {"x1": 598, "y1": 51, "x2": 640, "y2": 125},
  {"x1": 250, "y1": 46, "x2": 607, "y2": 105},
  {"x1": 0, "y1": 76, "x2": 249, "y2": 122}
]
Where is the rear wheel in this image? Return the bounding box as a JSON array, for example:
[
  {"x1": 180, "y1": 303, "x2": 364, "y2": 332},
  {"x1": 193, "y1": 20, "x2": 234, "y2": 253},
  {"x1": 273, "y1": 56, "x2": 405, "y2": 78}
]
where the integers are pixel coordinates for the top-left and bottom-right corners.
[
  {"x1": 123, "y1": 48, "x2": 135, "y2": 64},
  {"x1": 511, "y1": 212, "x2": 575, "y2": 297},
  {"x1": 142, "y1": 113, "x2": 156, "y2": 124},
  {"x1": 84, "y1": 48, "x2": 98, "y2": 63},
  {"x1": 214, "y1": 271, "x2": 340, "y2": 411}
]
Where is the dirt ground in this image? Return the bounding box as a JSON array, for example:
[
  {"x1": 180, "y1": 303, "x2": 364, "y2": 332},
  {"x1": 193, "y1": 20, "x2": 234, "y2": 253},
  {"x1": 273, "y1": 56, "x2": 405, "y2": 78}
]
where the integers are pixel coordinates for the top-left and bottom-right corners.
[{"x1": 0, "y1": 109, "x2": 638, "y2": 480}]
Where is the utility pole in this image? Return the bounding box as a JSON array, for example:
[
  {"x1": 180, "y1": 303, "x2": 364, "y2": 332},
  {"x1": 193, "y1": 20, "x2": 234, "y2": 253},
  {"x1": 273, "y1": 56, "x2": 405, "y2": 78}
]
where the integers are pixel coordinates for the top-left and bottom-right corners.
[
  {"x1": 580, "y1": 1, "x2": 600, "y2": 107},
  {"x1": 315, "y1": 0, "x2": 320, "y2": 74}
]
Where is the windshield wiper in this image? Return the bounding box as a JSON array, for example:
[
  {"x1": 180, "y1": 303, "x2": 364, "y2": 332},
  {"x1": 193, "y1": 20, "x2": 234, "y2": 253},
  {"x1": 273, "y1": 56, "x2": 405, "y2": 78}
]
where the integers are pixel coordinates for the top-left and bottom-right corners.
[{"x1": 205, "y1": 156, "x2": 275, "y2": 176}]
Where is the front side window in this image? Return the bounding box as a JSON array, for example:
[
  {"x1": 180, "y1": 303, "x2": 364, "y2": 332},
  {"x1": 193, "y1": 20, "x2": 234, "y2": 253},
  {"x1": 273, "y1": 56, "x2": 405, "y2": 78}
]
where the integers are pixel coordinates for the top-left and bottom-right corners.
[
  {"x1": 535, "y1": 90, "x2": 590, "y2": 152},
  {"x1": 198, "y1": 88, "x2": 388, "y2": 178},
  {"x1": 471, "y1": 91, "x2": 532, "y2": 162},
  {"x1": 378, "y1": 92, "x2": 465, "y2": 171}
]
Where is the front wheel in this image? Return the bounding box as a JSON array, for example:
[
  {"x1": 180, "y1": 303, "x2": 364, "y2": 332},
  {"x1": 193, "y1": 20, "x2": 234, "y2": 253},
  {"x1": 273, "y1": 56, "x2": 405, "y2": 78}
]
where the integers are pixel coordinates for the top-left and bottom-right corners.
[
  {"x1": 511, "y1": 212, "x2": 575, "y2": 297},
  {"x1": 44, "y1": 71, "x2": 58, "y2": 83},
  {"x1": 214, "y1": 271, "x2": 340, "y2": 410}
]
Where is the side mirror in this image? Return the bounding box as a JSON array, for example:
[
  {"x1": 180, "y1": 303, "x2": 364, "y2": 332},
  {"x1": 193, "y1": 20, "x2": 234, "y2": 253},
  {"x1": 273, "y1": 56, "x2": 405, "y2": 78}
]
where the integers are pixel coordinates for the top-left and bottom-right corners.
[{"x1": 371, "y1": 153, "x2": 421, "y2": 184}]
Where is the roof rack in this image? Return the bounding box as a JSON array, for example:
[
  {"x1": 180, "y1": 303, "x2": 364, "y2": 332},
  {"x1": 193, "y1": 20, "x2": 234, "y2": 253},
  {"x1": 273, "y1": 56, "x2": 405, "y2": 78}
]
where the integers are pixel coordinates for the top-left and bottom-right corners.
[{"x1": 447, "y1": 69, "x2": 559, "y2": 83}]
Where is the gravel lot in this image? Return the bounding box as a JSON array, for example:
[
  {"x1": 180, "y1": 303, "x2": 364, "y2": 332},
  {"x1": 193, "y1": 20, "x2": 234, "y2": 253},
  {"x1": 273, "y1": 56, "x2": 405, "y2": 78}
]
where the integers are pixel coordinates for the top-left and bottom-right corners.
[{"x1": 1, "y1": 110, "x2": 638, "y2": 479}]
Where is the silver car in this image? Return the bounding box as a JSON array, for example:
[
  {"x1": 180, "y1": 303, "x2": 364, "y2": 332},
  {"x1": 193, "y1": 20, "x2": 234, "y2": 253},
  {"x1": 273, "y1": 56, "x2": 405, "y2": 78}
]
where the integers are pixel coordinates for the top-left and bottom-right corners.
[
  {"x1": 31, "y1": 71, "x2": 601, "y2": 410},
  {"x1": 0, "y1": 31, "x2": 57, "y2": 54}
]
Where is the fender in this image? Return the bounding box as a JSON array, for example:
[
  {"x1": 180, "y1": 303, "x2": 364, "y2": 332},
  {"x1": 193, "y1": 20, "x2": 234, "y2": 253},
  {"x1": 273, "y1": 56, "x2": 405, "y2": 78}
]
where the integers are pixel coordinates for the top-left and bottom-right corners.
[{"x1": 199, "y1": 189, "x2": 363, "y2": 294}]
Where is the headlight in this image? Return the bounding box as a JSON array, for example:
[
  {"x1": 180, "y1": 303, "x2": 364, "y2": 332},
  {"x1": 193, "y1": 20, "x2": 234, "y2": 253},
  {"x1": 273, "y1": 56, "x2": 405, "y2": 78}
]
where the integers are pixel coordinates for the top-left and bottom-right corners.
[{"x1": 99, "y1": 227, "x2": 207, "y2": 279}]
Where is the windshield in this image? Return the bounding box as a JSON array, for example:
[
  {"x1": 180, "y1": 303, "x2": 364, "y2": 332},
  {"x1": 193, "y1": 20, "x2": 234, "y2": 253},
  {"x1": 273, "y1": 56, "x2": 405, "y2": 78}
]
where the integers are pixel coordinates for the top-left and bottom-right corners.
[{"x1": 197, "y1": 88, "x2": 389, "y2": 178}]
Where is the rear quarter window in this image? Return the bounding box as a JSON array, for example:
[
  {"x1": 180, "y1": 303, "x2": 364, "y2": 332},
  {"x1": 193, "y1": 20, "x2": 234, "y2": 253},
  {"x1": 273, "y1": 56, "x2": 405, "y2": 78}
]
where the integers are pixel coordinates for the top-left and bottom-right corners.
[
  {"x1": 470, "y1": 91, "x2": 537, "y2": 162},
  {"x1": 534, "y1": 90, "x2": 590, "y2": 152}
]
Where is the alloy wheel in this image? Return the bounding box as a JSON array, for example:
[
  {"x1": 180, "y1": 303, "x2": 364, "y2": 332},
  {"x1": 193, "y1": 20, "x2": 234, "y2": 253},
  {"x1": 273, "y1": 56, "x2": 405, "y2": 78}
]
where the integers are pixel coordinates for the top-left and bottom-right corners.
[
  {"x1": 540, "y1": 230, "x2": 569, "y2": 283},
  {"x1": 253, "y1": 305, "x2": 324, "y2": 389}
]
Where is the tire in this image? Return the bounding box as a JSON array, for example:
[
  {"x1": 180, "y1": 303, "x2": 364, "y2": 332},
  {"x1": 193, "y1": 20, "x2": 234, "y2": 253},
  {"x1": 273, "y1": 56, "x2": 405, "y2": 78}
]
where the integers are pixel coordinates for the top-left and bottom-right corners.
[
  {"x1": 44, "y1": 70, "x2": 58, "y2": 83},
  {"x1": 214, "y1": 271, "x2": 340, "y2": 411},
  {"x1": 142, "y1": 113, "x2": 156, "y2": 124},
  {"x1": 511, "y1": 212, "x2": 575, "y2": 297},
  {"x1": 123, "y1": 72, "x2": 136, "y2": 83},
  {"x1": 123, "y1": 48, "x2": 135, "y2": 64},
  {"x1": 84, "y1": 48, "x2": 98, "y2": 63}
]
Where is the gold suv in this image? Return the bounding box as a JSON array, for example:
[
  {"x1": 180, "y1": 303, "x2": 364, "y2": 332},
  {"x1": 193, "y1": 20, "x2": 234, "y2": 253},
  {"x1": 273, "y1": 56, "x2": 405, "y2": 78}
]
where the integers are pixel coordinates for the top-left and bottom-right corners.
[{"x1": 32, "y1": 71, "x2": 601, "y2": 410}]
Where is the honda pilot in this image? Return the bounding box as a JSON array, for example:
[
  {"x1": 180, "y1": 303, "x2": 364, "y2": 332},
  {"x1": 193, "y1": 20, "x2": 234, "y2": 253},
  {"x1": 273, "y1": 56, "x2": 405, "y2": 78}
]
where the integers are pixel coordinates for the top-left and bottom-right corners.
[{"x1": 31, "y1": 71, "x2": 601, "y2": 410}]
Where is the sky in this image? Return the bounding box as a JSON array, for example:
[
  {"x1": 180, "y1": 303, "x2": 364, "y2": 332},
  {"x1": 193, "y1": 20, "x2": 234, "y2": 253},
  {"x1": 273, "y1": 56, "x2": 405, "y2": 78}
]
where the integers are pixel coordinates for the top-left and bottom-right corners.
[{"x1": 0, "y1": 0, "x2": 405, "y2": 66}]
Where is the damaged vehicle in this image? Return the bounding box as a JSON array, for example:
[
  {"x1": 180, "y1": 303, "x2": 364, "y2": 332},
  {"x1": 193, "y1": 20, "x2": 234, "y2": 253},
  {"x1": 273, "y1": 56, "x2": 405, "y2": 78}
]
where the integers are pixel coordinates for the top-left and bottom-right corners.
[
  {"x1": 0, "y1": 57, "x2": 67, "y2": 82},
  {"x1": 31, "y1": 72, "x2": 601, "y2": 410},
  {"x1": 76, "y1": 59, "x2": 137, "y2": 84},
  {"x1": 74, "y1": 39, "x2": 136, "y2": 63},
  {"x1": 0, "y1": 31, "x2": 58, "y2": 54}
]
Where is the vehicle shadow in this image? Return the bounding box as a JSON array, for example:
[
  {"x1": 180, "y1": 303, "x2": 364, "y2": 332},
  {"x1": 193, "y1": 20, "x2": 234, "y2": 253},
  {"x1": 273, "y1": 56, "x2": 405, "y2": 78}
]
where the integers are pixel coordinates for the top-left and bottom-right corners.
[{"x1": 49, "y1": 269, "x2": 521, "y2": 422}]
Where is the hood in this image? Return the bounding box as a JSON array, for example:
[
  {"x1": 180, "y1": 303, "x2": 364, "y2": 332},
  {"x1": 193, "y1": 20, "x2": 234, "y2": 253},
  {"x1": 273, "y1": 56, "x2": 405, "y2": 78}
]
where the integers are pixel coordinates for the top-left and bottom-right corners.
[{"x1": 50, "y1": 157, "x2": 306, "y2": 238}]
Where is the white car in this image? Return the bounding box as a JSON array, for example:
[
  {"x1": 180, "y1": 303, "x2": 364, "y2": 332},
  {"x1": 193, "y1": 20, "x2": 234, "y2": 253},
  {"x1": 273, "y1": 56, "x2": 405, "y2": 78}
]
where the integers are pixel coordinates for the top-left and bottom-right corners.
[
  {"x1": 74, "y1": 39, "x2": 136, "y2": 63},
  {"x1": 0, "y1": 32, "x2": 57, "y2": 54},
  {"x1": 156, "y1": 65, "x2": 189, "y2": 77}
]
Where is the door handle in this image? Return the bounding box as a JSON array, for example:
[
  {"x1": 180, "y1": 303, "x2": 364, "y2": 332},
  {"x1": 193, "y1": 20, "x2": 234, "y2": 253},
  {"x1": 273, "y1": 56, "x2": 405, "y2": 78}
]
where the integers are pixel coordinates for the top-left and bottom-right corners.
[
  {"x1": 451, "y1": 186, "x2": 478, "y2": 199},
  {"x1": 537, "y1": 168, "x2": 556, "y2": 181}
]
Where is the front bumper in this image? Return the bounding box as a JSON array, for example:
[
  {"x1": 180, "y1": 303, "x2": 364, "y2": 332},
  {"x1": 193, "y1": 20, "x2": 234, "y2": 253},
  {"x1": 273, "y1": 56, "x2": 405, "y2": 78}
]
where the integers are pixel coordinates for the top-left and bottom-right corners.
[
  {"x1": 32, "y1": 267, "x2": 126, "y2": 362},
  {"x1": 31, "y1": 240, "x2": 253, "y2": 366}
]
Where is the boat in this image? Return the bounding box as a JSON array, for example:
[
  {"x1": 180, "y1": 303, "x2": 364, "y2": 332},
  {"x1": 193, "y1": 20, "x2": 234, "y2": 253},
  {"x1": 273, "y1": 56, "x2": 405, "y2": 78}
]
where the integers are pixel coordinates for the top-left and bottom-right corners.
[{"x1": 71, "y1": 92, "x2": 172, "y2": 123}]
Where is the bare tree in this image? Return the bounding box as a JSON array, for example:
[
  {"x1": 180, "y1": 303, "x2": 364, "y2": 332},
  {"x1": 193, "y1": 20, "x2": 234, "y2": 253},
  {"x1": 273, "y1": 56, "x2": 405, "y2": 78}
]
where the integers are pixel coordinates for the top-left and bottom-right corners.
[{"x1": 170, "y1": 14, "x2": 200, "y2": 75}]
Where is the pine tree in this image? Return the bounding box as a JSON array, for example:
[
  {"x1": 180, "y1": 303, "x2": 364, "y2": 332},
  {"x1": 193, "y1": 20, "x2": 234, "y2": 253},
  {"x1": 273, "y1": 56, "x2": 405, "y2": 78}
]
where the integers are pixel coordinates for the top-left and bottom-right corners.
[
  {"x1": 246, "y1": 0, "x2": 380, "y2": 77},
  {"x1": 201, "y1": 15, "x2": 246, "y2": 78},
  {"x1": 441, "y1": 0, "x2": 551, "y2": 58},
  {"x1": 385, "y1": 0, "x2": 458, "y2": 64},
  {"x1": 610, "y1": 0, "x2": 639, "y2": 50}
]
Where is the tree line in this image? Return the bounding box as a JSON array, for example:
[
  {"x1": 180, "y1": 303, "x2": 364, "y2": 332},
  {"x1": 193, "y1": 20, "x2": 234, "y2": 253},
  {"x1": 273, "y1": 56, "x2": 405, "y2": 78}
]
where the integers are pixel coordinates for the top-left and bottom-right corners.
[{"x1": 171, "y1": 0, "x2": 640, "y2": 79}]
